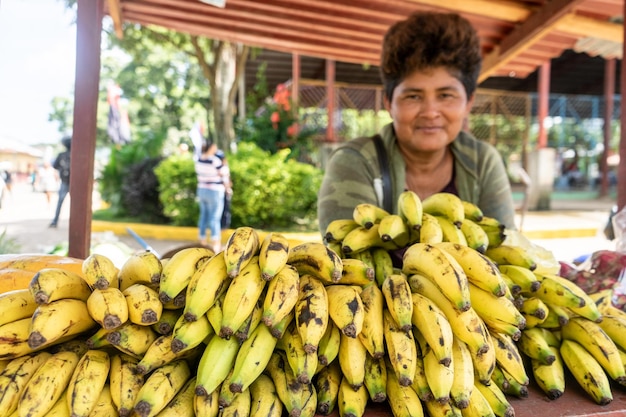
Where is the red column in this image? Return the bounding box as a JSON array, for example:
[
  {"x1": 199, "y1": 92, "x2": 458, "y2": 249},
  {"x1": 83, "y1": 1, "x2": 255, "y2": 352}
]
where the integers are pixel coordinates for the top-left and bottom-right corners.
[
  {"x1": 326, "y1": 60, "x2": 336, "y2": 142},
  {"x1": 537, "y1": 62, "x2": 550, "y2": 149},
  {"x1": 292, "y1": 53, "x2": 300, "y2": 136},
  {"x1": 618, "y1": 1, "x2": 626, "y2": 211},
  {"x1": 600, "y1": 58, "x2": 615, "y2": 198}
]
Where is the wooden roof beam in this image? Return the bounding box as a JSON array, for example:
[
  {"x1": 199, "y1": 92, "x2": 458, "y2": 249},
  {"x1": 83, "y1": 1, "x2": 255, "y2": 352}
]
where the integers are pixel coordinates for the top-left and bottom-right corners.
[
  {"x1": 106, "y1": 0, "x2": 124, "y2": 38},
  {"x1": 555, "y1": 14, "x2": 623, "y2": 42},
  {"x1": 408, "y1": 0, "x2": 533, "y2": 22}
]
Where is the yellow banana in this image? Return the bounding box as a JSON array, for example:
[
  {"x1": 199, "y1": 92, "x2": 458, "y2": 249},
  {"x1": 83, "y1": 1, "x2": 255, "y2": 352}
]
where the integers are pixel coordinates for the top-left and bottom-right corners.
[
  {"x1": 423, "y1": 397, "x2": 462, "y2": 417},
  {"x1": 136, "y1": 335, "x2": 179, "y2": 375},
  {"x1": 45, "y1": 387, "x2": 71, "y2": 417},
  {"x1": 234, "y1": 297, "x2": 263, "y2": 343},
  {"x1": 338, "y1": 332, "x2": 368, "y2": 389},
  {"x1": 435, "y1": 242, "x2": 507, "y2": 297},
  {"x1": 490, "y1": 331, "x2": 529, "y2": 386},
  {"x1": 385, "y1": 360, "x2": 424, "y2": 417},
  {"x1": 468, "y1": 282, "x2": 526, "y2": 332},
  {"x1": 435, "y1": 215, "x2": 468, "y2": 246},
  {"x1": 131, "y1": 359, "x2": 191, "y2": 417},
  {"x1": 81, "y1": 253, "x2": 119, "y2": 290},
  {"x1": 474, "y1": 376, "x2": 514, "y2": 416},
  {"x1": 537, "y1": 272, "x2": 601, "y2": 322},
  {"x1": 109, "y1": 353, "x2": 143, "y2": 417},
  {"x1": 151, "y1": 308, "x2": 182, "y2": 336},
  {"x1": 411, "y1": 292, "x2": 453, "y2": 367},
  {"x1": 411, "y1": 348, "x2": 434, "y2": 402},
  {"x1": 0, "y1": 288, "x2": 38, "y2": 327},
  {"x1": 193, "y1": 387, "x2": 219, "y2": 417},
  {"x1": 317, "y1": 320, "x2": 341, "y2": 368},
  {"x1": 397, "y1": 190, "x2": 423, "y2": 231},
  {"x1": 258, "y1": 232, "x2": 290, "y2": 281},
  {"x1": 461, "y1": 201, "x2": 484, "y2": 222},
  {"x1": 531, "y1": 346, "x2": 565, "y2": 400},
  {"x1": 223, "y1": 226, "x2": 260, "y2": 278},
  {"x1": 262, "y1": 264, "x2": 300, "y2": 328},
  {"x1": 383, "y1": 309, "x2": 417, "y2": 387},
  {"x1": 29, "y1": 267, "x2": 92, "y2": 305},
  {"x1": 358, "y1": 283, "x2": 385, "y2": 360},
  {"x1": 518, "y1": 296, "x2": 548, "y2": 328},
  {"x1": 533, "y1": 273, "x2": 587, "y2": 310},
  {"x1": 66, "y1": 349, "x2": 111, "y2": 417},
  {"x1": 105, "y1": 322, "x2": 158, "y2": 359},
  {"x1": 461, "y1": 382, "x2": 496, "y2": 417},
  {"x1": 250, "y1": 374, "x2": 282, "y2": 417},
  {"x1": 449, "y1": 337, "x2": 474, "y2": 409},
  {"x1": 265, "y1": 350, "x2": 309, "y2": 417},
  {"x1": 0, "y1": 351, "x2": 51, "y2": 416},
  {"x1": 598, "y1": 314, "x2": 626, "y2": 351},
  {"x1": 89, "y1": 385, "x2": 118, "y2": 417},
  {"x1": 499, "y1": 272, "x2": 522, "y2": 298},
  {"x1": 341, "y1": 224, "x2": 388, "y2": 255},
  {"x1": 171, "y1": 313, "x2": 213, "y2": 354},
  {"x1": 419, "y1": 212, "x2": 444, "y2": 244},
  {"x1": 228, "y1": 322, "x2": 278, "y2": 393},
  {"x1": 293, "y1": 273, "x2": 329, "y2": 354},
  {"x1": 363, "y1": 353, "x2": 387, "y2": 403},
  {"x1": 28, "y1": 298, "x2": 97, "y2": 350},
  {"x1": 497, "y1": 265, "x2": 540, "y2": 294},
  {"x1": 314, "y1": 359, "x2": 341, "y2": 415},
  {"x1": 459, "y1": 219, "x2": 490, "y2": 254},
  {"x1": 158, "y1": 247, "x2": 213, "y2": 306},
  {"x1": 378, "y1": 214, "x2": 410, "y2": 247},
  {"x1": 18, "y1": 351, "x2": 80, "y2": 417},
  {"x1": 416, "y1": 329, "x2": 453, "y2": 405},
  {"x1": 517, "y1": 327, "x2": 557, "y2": 365},
  {"x1": 422, "y1": 192, "x2": 465, "y2": 226},
  {"x1": 220, "y1": 255, "x2": 266, "y2": 339},
  {"x1": 490, "y1": 365, "x2": 526, "y2": 399},
  {"x1": 86, "y1": 286, "x2": 129, "y2": 330},
  {"x1": 485, "y1": 245, "x2": 537, "y2": 271},
  {"x1": 469, "y1": 330, "x2": 496, "y2": 386},
  {"x1": 194, "y1": 334, "x2": 240, "y2": 397},
  {"x1": 220, "y1": 387, "x2": 251, "y2": 417},
  {"x1": 352, "y1": 202, "x2": 390, "y2": 229},
  {"x1": 288, "y1": 241, "x2": 343, "y2": 284},
  {"x1": 154, "y1": 376, "x2": 195, "y2": 417},
  {"x1": 381, "y1": 273, "x2": 413, "y2": 333},
  {"x1": 85, "y1": 327, "x2": 113, "y2": 350},
  {"x1": 118, "y1": 250, "x2": 162, "y2": 292},
  {"x1": 183, "y1": 251, "x2": 230, "y2": 322},
  {"x1": 371, "y1": 247, "x2": 394, "y2": 287},
  {"x1": 281, "y1": 322, "x2": 318, "y2": 384},
  {"x1": 351, "y1": 249, "x2": 375, "y2": 268},
  {"x1": 339, "y1": 258, "x2": 375, "y2": 286},
  {"x1": 123, "y1": 283, "x2": 162, "y2": 326},
  {"x1": 324, "y1": 218, "x2": 360, "y2": 243},
  {"x1": 560, "y1": 339, "x2": 613, "y2": 405},
  {"x1": 326, "y1": 284, "x2": 364, "y2": 338},
  {"x1": 337, "y1": 376, "x2": 369, "y2": 417},
  {"x1": 403, "y1": 243, "x2": 471, "y2": 312}
]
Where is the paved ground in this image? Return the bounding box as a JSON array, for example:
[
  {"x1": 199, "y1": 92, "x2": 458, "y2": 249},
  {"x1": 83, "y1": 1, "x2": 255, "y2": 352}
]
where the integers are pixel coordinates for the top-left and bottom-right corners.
[{"x1": 0, "y1": 181, "x2": 618, "y2": 266}]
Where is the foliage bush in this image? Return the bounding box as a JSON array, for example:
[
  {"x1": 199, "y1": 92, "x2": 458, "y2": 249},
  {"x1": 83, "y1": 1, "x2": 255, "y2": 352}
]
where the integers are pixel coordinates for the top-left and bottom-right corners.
[
  {"x1": 153, "y1": 154, "x2": 199, "y2": 227},
  {"x1": 121, "y1": 157, "x2": 169, "y2": 224}
]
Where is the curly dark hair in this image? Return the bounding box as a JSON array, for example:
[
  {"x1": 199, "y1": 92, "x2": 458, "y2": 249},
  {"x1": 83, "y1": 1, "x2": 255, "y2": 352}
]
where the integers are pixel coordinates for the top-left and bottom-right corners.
[{"x1": 380, "y1": 11, "x2": 482, "y2": 101}]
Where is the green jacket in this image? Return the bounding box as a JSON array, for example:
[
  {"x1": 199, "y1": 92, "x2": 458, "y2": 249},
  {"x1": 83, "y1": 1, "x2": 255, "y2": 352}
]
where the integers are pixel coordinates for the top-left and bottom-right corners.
[{"x1": 317, "y1": 123, "x2": 516, "y2": 234}]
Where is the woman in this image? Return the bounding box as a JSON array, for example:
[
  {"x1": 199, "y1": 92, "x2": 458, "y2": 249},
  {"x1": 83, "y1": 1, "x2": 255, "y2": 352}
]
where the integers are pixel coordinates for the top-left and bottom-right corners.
[
  {"x1": 195, "y1": 138, "x2": 230, "y2": 252},
  {"x1": 35, "y1": 161, "x2": 60, "y2": 208},
  {"x1": 317, "y1": 11, "x2": 515, "y2": 235}
]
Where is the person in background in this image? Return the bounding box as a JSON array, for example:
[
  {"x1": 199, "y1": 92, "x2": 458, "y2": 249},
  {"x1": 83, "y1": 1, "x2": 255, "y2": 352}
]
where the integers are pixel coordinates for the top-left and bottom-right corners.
[
  {"x1": 317, "y1": 11, "x2": 516, "y2": 235},
  {"x1": 49, "y1": 136, "x2": 72, "y2": 228},
  {"x1": 195, "y1": 138, "x2": 231, "y2": 252},
  {"x1": 35, "y1": 161, "x2": 59, "y2": 208}
]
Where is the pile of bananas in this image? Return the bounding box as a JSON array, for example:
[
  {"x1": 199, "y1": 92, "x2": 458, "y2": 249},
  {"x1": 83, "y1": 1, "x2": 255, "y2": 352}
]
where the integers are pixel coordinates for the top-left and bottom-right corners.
[{"x1": 0, "y1": 191, "x2": 625, "y2": 417}]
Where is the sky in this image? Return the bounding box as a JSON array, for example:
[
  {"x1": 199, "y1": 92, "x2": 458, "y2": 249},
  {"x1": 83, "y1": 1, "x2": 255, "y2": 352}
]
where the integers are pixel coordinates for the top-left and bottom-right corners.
[{"x1": 0, "y1": 0, "x2": 77, "y2": 145}]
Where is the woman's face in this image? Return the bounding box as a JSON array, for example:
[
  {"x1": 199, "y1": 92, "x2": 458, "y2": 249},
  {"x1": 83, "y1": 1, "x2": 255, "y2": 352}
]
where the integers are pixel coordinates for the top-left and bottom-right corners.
[{"x1": 384, "y1": 66, "x2": 474, "y2": 154}]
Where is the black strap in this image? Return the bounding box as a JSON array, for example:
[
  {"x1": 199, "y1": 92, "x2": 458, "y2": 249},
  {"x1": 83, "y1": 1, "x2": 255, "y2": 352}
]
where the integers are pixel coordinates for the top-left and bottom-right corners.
[{"x1": 373, "y1": 134, "x2": 393, "y2": 213}]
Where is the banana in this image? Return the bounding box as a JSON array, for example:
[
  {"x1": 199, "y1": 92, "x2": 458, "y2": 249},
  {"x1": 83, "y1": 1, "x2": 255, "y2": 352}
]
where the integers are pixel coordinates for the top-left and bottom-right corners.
[
  {"x1": 136, "y1": 335, "x2": 179, "y2": 375},
  {"x1": 518, "y1": 296, "x2": 548, "y2": 328},
  {"x1": 269, "y1": 308, "x2": 294, "y2": 340},
  {"x1": 342, "y1": 224, "x2": 387, "y2": 255},
  {"x1": 467, "y1": 282, "x2": 526, "y2": 333},
  {"x1": 66, "y1": 349, "x2": 111, "y2": 417},
  {"x1": 378, "y1": 214, "x2": 410, "y2": 247},
  {"x1": 411, "y1": 350, "x2": 434, "y2": 402},
  {"x1": 459, "y1": 219, "x2": 489, "y2": 254},
  {"x1": 47, "y1": 338, "x2": 89, "y2": 357},
  {"x1": 18, "y1": 351, "x2": 80, "y2": 417},
  {"x1": 447, "y1": 337, "x2": 472, "y2": 409},
  {"x1": 419, "y1": 212, "x2": 444, "y2": 244},
  {"x1": 491, "y1": 365, "x2": 528, "y2": 399},
  {"x1": 220, "y1": 256, "x2": 266, "y2": 339},
  {"x1": 411, "y1": 292, "x2": 453, "y2": 367},
  {"x1": 351, "y1": 249, "x2": 375, "y2": 268},
  {"x1": 152, "y1": 309, "x2": 182, "y2": 336},
  {"x1": 326, "y1": 284, "x2": 364, "y2": 338},
  {"x1": 383, "y1": 309, "x2": 416, "y2": 387},
  {"x1": 485, "y1": 245, "x2": 537, "y2": 271},
  {"x1": 499, "y1": 273, "x2": 522, "y2": 298},
  {"x1": 490, "y1": 331, "x2": 529, "y2": 386},
  {"x1": 281, "y1": 322, "x2": 318, "y2": 384},
  {"x1": 234, "y1": 297, "x2": 263, "y2": 343},
  {"x1": 537, "y1": 272, "x2": 601, "y2": 322},
  {"x1": 86, "y1": 287, "x2": 129, "y2": 330},
  {"x1": 317, "y1": 320, "x2": 341, "y2": 368},
  {"x1": 461, "y1": 382, "x2": 496, "y2": 417},
  {"x1": 28, "y1": 298, "x2": 97, "y2": 350},
  {"x1": 533, "y1": 273, "x2": 586, "y2": 310},
  {"x1": 338, "y1": 331, "x2": 368, "y2": 389},
  {"x1": 46, "y1": 387, "x2": 71, "y2": 417},
  {"x1": 517, "y1": 327, "x2": 557, "y2": 365},
  {"x1": 474, "y1": 377, "x2": 514, "y2": 417},
  {"x1": 119, "y1": 250, "x2": 162, "y2": 292},
  {"x1": 531, "y1": 346, "x2": 565, "y2": 400},
  {"x1": 0, "y1": 288, "x2": 38, "y2": 327},
  {"x1": 105, "y1": 322, "x2": 158, "y2": 359},
  {"x1": 109, "y1": 353, "x2": 143, "y2": 417},
  {"x1": 194, "y1": 334, "x2": 240, "y2": 397},
  {"x1": 0, "y1": 351, "x2": 51, "y2": 416},
  {"x1": 155, "y1": 376, "x2": 195, "y2": 417},
  {"x1": 468, "y1": 330, "x2": 496, "y2": 386},
  {"x1": 85, "y1": 327, "x2": 113, "y2": 350},
  {"x1": 223, "y1": 226, "x2": 260, "y2": 278},
  {"x1": 363, "y1": 353, "x2": 387, "y2": 403},
  {"x1": 131, "y1": 359, "x2": 191, "y2": 417},
  {"x1": 315, "y1": 359, "x2": 341, "y2": 415},
  {"x1": 598, "y1": 314, "x2": 626, "y2": 351},
  {"x1": 339, "y1": 258, "x2": 375, "y2": 286},
  {"x1": 397, "y1": 190, "x2": 423, "y2": 231},
  {"x1": 262, "y1": 264, "x2": 300, "y2": 328},
  {"x1": 123, "y1": 283, "x2": 162, "y2": 326},
  {"x1": 324, "y1": 218, "x2": 360, "y2": 243},
  {"x1": 381, "y1": 273, "x2": 413, "y2": 333},
  {"x1": 560, "y1": 339, "x2": 613, "y2": 405},
  {"x1": 385, "y1": 360, "x2": 424, "y2": 417},
  {"x1": 337, "y1": 376, "x2": 369, "y2": 417},
  {"x1": 29, "y1": 267, "x2": 92, "y2": 304},
  {"x1": 228, "y1": 322, "x2": 278, "y2": 393},
  {"x1": 81, "y1": 253, "x2": 119, "y2": 290},
  {"x1": 461, "y1": 201, "x2": 484, "y2": 222},
  {"x1": 435, "y1": 215, "x2": 468, "y2": 246},
  {"x1": 408, "y1": 273, "x2": 491, "y2": 358},
  {"x1": 416, "y1": 329, "x2": 453, "y2": 405},
  {"x1": 537, "y1": 304, "x2": 566, "y2": 329},
  {"x1": 497, "y1": 265, "x2": 540, "y2": 293},
  {"x1": 265, "y1": 350, "x2": 308, "y2": 417},
  {"x1": 560, "y1": 316, "x2": 626, "y2": 384},
  {"x1": 423, "y1": 397, "x2": 462, "y2": 417},
  {"x1": 158, "y1": 247, "x2": 213, "y2": 306},
  {"x1": 371, "y1": 247, "x2": 394, "y2": 287},
  {"x1": 422, "y1": 192, "x2": 465, "y2": 226},
  {"x1": 288, "y1": 241, "x2": 343, "y2": 284},
  {"x1": 250, "y1": 374, "x2": 282, "y2": 417},
  {"x1": 326, "y1": 240, "x2": 345, "y2": 259},
  {"x1": 403, "y1": 243, "x2": 471, "y2": 312},
  {"x1": 183, "y1": 251, "x2": 230, "y2": 322},
  {"x1": 171, "y1": 313, "x2": 213, "y2": 354},
  {"x1": 258, "y1": 232, "x2": 290, "y2": 280},
  {"x1": 220, "y1": 387, "x2": 251, "y2": 417},
  {"x1": 193, "y1": 388, "x2": 219, "y2": 417},
  {"x1": 352, "y1": 202, "x2": 390, "y2": 229},
  {"x1": 357, "y1": 283, "x2": 385, "y2": 360},
  {"x1": 435, "y1": 242, "x2": 507, "y2": 297}
]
